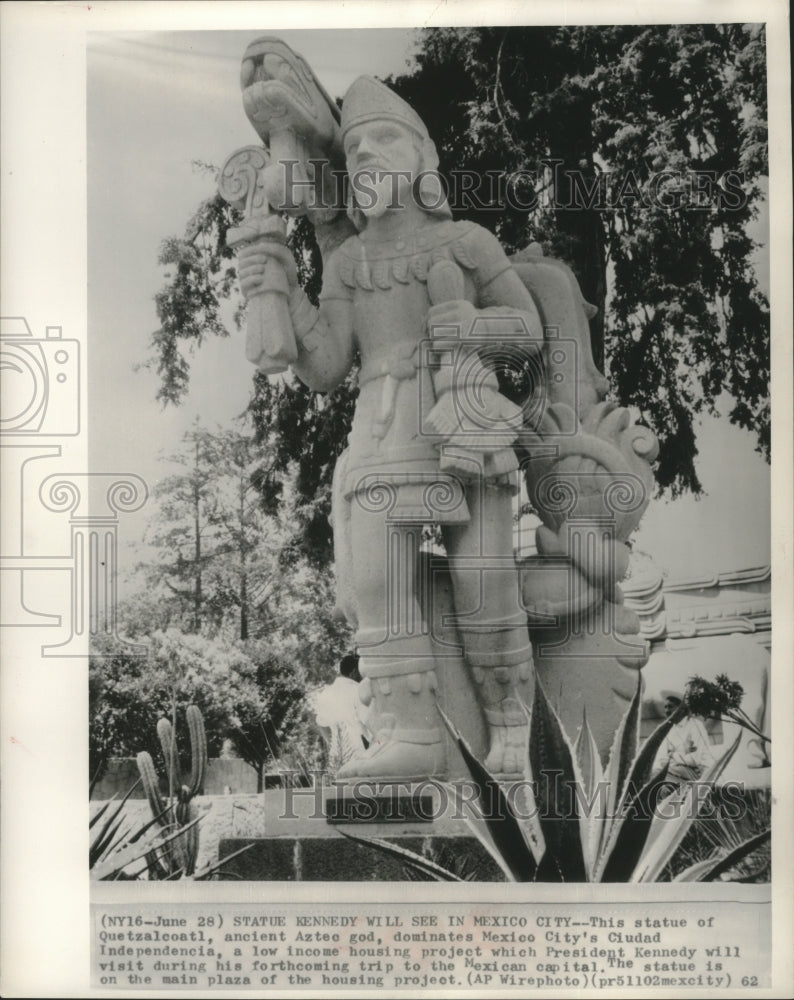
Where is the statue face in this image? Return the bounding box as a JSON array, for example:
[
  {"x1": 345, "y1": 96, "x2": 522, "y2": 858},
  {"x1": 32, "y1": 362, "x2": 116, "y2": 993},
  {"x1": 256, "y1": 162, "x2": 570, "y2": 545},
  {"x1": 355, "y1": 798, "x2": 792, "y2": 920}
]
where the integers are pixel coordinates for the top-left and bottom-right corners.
[{"x1": 344, "y1": 119, "x2": 422, "y2": 219}]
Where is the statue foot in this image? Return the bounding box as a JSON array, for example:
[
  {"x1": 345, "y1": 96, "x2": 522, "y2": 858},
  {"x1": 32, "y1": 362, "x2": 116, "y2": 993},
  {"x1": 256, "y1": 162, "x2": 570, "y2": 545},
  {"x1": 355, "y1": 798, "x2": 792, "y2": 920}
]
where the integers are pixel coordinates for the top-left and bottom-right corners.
[
  {"x1": 335, "y1": 723, "x2": 446, "y2": 782},
  {"x1": 483, "y1": 700, "x2": 528, "y2": 779},
  {"x1": 482, "y1": 736, "x2": 527, "y2": 779}
]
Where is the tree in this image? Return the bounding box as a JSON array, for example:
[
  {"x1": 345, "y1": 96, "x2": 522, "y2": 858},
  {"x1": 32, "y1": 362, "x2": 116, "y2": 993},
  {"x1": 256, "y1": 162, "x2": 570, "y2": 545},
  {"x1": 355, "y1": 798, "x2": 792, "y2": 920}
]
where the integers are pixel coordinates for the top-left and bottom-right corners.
[
  {"x1": 142, "y1": 423, "x2": 218, "y2": 633},
  {"x1": 144, "y1": 24, "x2": 769, "y2": 552},
  {"x1": 386, "y1": 25, "x2": 769, "y2": 494},
  {"x1": 89, "y1": 630, "x2": 239, "y2": 780},
  {"x1": 142, "y1": 182, "x2": 242, "y2": 405},
  {"x1": 187, "y1": 426, "x2": 284, "y2": 641},
  {"x1": 220, "y1": 637, "x2": 317, "y2": 791},
  {"x1": 141, "y1": 423, "x2": 298, "y2": 639},
  {"x1": 89, "y1": 630, "x2": 317, "y2": 789}
]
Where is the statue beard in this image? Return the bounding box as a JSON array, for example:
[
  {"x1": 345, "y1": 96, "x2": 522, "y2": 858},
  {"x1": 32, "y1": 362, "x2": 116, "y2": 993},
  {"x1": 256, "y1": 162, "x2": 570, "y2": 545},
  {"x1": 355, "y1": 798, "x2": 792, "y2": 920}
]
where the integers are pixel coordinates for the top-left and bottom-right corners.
[{"x1": 352, "y1": 170, "x2": 413, "y2": 220}]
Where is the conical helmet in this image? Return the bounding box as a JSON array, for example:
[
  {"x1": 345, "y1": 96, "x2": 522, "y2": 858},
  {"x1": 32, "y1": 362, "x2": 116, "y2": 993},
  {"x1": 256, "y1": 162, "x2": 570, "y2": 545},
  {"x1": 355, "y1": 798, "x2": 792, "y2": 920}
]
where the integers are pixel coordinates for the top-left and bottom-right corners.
[{"x1": 341, "y1": 76, "x2": 429, "y2": 140}]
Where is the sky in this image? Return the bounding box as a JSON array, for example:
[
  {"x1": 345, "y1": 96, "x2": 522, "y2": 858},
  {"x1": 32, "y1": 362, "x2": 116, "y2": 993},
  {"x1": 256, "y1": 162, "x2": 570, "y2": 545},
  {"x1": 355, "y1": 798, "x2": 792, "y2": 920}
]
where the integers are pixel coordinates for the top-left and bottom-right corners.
[
  {"x1": 86, "y1": 28, "x2": 772, "y2": 582},
  {"x1": 87, "y1": 29, "x2": 420, "y2": 493}
]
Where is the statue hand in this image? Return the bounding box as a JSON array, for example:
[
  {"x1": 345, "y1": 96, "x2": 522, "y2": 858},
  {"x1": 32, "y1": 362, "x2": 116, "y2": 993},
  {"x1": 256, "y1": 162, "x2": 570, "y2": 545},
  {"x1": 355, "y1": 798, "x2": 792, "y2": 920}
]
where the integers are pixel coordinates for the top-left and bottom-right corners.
[
  {"x1": 426, "y1": 299, "x2": 478, "y2": 341},
  {"x1": 237, "y1": 241, "x2": 298, "y2": 300}
]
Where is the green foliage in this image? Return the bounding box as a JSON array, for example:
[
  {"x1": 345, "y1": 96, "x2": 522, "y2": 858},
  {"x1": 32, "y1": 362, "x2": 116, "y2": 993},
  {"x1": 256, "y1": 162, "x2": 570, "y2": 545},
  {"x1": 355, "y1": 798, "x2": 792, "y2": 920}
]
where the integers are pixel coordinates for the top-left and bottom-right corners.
[
  {"x1": 144, "y1": 175, "x2": 242, "y2": 406},
  {"x1": 145, "y1": 25, "x2": 769, "y2": 552},
  {"x1": 90, "y1": 631, "x2": 232, "y2": 777},
  {"x1": 387, "y1": 24, "x2": 769, "y2": 495},
  {"x1": 89, "y1": 628, "x2": 321, "y2": 789}
]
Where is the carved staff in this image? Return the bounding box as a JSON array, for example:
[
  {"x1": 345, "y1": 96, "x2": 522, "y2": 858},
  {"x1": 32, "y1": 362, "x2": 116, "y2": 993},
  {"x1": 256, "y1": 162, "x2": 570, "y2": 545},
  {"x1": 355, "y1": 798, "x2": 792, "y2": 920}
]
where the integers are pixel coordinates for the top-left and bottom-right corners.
[
  {"x1": 218, "y1": 145, "x2": 295, "y2": 373},
  {"x1": 219, "y1": 37, "x2": 347, "y2": 373}
]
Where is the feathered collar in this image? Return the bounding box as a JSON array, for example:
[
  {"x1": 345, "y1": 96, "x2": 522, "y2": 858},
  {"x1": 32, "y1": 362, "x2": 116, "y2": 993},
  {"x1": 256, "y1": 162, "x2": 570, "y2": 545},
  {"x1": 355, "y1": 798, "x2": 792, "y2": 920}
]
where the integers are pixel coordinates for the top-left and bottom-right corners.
[{"x1": 336, "y1": 220, "x2": 478, "y2": 291}]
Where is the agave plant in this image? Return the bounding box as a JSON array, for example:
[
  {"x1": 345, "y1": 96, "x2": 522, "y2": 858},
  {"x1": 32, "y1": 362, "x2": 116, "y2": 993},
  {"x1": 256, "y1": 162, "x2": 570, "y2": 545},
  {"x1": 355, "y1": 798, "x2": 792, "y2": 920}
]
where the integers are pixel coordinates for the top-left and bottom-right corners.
[
  {"x1": 667, "y1": 786, "x2": 771, "y2": 882},
  {"x1": 403, "y1": 840, "x2": 492, "y2": 882},
  {"x1": 341, "y1": 674, "x2": 769, "y2": 883},
  {"x1": 91, "y1": 798, "x2": 203, "y2": 881},
  {"x1": 90, "y1": 775, "x2": 207, "y2": 880},
  {"x1": 91, "y1": 795, "x2": 251, "y2": 882},
  {"x1": 91, "y1": 778, "x2": 148, "y2": 879}
]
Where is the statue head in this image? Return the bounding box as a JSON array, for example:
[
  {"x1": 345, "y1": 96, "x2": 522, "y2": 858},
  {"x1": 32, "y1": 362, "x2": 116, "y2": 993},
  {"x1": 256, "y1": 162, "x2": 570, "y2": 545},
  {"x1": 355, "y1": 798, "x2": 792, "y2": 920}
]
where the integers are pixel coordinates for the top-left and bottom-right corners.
[{"x1": 341, "y1": 76, "x2": 451, "y2": 229}]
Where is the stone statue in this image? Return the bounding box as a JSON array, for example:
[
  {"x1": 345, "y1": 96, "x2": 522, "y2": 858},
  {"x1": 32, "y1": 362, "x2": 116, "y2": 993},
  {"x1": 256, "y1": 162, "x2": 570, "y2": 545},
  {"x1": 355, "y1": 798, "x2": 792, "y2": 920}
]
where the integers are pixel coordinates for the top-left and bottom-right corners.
[{"x1": 220, "y1": 36, "x2": 659, "y2": 781}]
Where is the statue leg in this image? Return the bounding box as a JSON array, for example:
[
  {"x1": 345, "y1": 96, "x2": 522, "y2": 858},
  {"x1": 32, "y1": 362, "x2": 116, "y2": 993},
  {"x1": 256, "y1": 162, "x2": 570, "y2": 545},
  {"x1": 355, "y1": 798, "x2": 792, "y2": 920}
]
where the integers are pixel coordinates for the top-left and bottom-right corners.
[
  {"x1": 336, "y1": 500, "x2": 445, "y2": 781},
  {"x1": 443, "y1": 480, "x2": 533, "y2": 777}
]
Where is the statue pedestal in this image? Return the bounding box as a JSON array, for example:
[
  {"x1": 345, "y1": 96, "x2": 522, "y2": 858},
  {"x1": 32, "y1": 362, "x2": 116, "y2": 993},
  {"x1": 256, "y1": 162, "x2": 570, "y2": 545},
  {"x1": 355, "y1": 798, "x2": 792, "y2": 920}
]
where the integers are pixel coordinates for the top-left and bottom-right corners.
[
  {"x1": 215, "y1": 785, "x2": 504, "y2": 881},
  {"x1": 325, "y1": 784, "x2": 437, "y2": 824}
]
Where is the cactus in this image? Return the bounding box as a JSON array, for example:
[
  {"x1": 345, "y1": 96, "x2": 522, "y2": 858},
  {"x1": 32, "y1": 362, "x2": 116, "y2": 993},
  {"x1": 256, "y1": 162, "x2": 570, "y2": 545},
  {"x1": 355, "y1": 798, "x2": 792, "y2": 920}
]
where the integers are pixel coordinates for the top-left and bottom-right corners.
[
  {"x1": 136, "y1": 704, "x2": 208, "y2": 878},
  {"x1": 186, "y1": 704, "x2": 208, "y2": 795}
]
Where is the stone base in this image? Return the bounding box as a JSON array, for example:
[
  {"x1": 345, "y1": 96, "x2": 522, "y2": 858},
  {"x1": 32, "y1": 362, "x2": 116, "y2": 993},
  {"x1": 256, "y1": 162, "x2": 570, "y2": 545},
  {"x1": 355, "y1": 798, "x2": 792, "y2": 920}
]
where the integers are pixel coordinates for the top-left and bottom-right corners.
[
  {"x1": 214, "y1": 785, "x2": 505, "y2": 881},
  {"x1": 325, "y1": 786, "x2": 436, "y2": 824},
  {"x1": 217, "y1": 834, "x2": 503, "y2": 881}
]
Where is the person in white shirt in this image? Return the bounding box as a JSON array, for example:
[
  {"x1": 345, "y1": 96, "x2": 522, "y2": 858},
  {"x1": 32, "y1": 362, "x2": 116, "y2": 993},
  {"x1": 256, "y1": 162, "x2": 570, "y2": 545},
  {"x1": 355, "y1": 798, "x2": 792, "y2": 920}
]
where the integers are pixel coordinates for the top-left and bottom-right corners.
[
  {"x1": 312, "y1": 653, "x2": 372, "y2": 772},
  {"x1": 654, "y1": 695, "x2": 716, "y2": 782}
]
